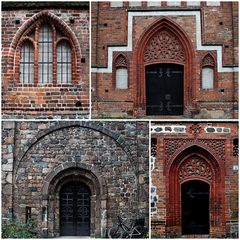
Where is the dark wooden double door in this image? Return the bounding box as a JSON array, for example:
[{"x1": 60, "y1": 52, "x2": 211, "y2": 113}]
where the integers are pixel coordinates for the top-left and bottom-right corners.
[
  {"x1": 60, "y1": 182, "x2": 90, "y2": 236},
  {"x1": 146, "y1": 64, "x2": 184, "y2": 115}
]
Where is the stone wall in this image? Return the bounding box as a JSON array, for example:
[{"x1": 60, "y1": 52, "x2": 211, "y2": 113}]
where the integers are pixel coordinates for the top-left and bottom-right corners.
[{"x1": 2, "y1": 121, "x2": 149, "y2": 237}]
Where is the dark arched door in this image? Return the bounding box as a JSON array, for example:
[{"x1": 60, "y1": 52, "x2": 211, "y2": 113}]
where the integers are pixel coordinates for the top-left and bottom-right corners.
[
  {"x1": 60, "y1": 182, "x2": 90, "y2": 236},
  {"x1": 146, "y1": 64, "x2": 184, "y2": 115},
  {"x1": 181, "y1": 180, "x2": 210, "y2": 235}
]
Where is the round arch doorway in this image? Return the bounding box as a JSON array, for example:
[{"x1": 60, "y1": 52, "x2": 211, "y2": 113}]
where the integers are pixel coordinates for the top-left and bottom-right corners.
[
  {"x1": 181, "y1": 180, "x2": 210, "y2": 235},
  {"x1": 146, "y1": 63, "x2": 184, "y2": 115},
  {"x1": 60, "y1": 181, "x2": 91, "y2": 236}
]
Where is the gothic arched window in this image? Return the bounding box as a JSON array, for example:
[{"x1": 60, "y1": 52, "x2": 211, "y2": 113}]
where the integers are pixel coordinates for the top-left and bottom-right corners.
[
  {"x1": 201, "y1": 54, "x2": 216, "y2": 90},
  {"x1": 114, "y1": 54, "x2": 128, "y2": 89},
  {"x1": 18, "y1": 22, "x2": 73, "y2": 84}
]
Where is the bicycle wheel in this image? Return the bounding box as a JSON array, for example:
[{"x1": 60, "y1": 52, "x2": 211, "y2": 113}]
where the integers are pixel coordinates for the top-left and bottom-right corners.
[
  {"x1": 129, "y1": 225, "x2": 146, "y2": 238},
  {"x1": 108, "y1": 226, "x2": 123, "y2": 238}
]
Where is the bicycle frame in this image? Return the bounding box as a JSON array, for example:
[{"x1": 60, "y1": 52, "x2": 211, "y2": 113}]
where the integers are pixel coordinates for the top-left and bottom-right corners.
[{"x1": 117, "y1": 216, "x2": 142, "y2": 238}]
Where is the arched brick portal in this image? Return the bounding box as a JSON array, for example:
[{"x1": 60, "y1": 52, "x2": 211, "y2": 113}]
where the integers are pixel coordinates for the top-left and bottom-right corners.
[
  {"x1": 165, "y1": 144, "x2": 225, "y2": 237},
  {"x1": 41, "y1": 163, "x2": 107, "y2": 237},
  {"x1": 134, "y1": 17, "x2": 196, "y2": 116}
]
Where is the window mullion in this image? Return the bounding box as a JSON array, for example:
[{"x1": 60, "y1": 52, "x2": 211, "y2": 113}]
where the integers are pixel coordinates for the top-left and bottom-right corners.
[
  {"x1": 71, "y1": 46, "x2": 75, "y2": 83},
  {"x1": 23, "y1": 44, "x2": 25, "y2": 83},
  {"x1": 52, "y1": 25, "x2": 57, "y2": 85},
  {"x1": 34, "y1": 25, "x2": 39, "y2": 85},
  {"x1": 27, "y1": 44, "x2": 30, "y2": 84}
]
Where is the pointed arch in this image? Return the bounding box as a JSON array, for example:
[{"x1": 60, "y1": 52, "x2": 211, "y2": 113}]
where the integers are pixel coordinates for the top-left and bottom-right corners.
[
  {"x1": 165, "y1": 144, "x2": 225, "y2": 237},
  {"x1": 11, "y1": 11, "x2": 80, "y2": 55},
  {"x1": 7, "y1": 11, "x2": 81, "y2": 85},
  {"x1": 134, "y1": 17, "x2": 196, "y2": 115},
  {"x1": 201, "y1": 52, "x2": 217, "y2": 89},
  {"x1": 114, "y1": 53, "x2": 128, "y2": 68},
  {"x1": 113, "y1": 53, "x2": 129, "y2": 89},
  {"x1": 202, "y1": 53, "x2": 215, "y2": 67}
]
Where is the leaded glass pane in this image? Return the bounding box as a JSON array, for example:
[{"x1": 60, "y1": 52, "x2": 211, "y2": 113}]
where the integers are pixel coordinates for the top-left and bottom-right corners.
[
  {"x1": 20, "y1": 42, "x2": 34, "y2": 84},
  {"x1": 57, "y1": 41, "x2": 72, "y2": 83},
  {"x1": 38, "y1": 24, "x2": 53, "y2": 84}
]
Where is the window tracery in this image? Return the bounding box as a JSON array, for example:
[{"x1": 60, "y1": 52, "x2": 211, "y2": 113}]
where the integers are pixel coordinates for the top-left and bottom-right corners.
[{"x1": 18, "y1": 21, "x2": 73, "y2": 84}]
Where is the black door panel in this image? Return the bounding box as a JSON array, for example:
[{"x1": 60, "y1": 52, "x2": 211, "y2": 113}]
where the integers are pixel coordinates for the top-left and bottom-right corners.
[
  {"x1": 182, "y1": 180, "x2": 210, "y2": 235},
  {"x1": 146, "y1": 64, "x2": 184, "y2": 115},
  {"x1": 60, "y1": 183, "x2": 90, "y2": 236}
]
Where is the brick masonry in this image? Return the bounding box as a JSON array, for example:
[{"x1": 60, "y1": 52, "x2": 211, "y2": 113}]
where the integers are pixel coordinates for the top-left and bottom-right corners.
[
  {"x1": 151, "y1": 122, "x2": 238, "y2": 238},
  {"x1": 91, "y1": 1, "x2": 238, "y2": 119},
  {"x1": 2, "y1": 121, "x2": 149, "y2": 237},
  {"x1": 2, "y1": 3, "x2": 89, "y2": 119}
]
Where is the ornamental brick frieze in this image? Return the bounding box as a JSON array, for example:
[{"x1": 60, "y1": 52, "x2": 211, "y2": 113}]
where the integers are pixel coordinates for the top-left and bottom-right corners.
[
  {"x1": 144, "y1": 30, "x2": 186, "y2": 64},
  {"x1": 179, "y1": 157, "x2": 212, "y2": 182},
  {"x1": 165, "y1": 139, "x2": 225, "y2": 163}
]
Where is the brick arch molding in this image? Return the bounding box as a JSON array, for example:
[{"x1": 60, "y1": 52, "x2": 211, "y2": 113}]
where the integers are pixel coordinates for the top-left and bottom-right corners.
[
  {"x1": 134, "y1": 17, "x2": 196, "y2": 115},
  {"x1": 5, "y1": 11, "x2": 81, "y2": 86},
  {"x1": 165, "y1": 144, "x2": 225, "y2": 237}
]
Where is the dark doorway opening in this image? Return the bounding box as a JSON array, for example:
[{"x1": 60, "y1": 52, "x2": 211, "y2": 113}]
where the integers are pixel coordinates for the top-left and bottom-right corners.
[
  {"x1": 181, "y1": 180, "x2": 210, "y2": 235},
  {"x1": 60, "y1": 182, "x2": 90, "y2": 236},
  {"x1": 146, "y1": 64, "x2": 184, "y2": 115}
]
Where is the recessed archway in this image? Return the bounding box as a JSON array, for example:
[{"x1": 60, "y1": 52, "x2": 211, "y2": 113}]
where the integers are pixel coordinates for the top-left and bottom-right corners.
[
  {"x1": 165, "y1": 144, "x2": 225, "y2": 237},
  {"x1": 134, "y1": 17, "x2": 195, "y2": 116},
  {"x1": 41, "y1": 164, "x2": 107, "y2": 238}
]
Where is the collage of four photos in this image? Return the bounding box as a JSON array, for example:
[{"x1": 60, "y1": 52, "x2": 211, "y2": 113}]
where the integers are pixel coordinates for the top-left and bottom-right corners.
[{"x1": 1, "y1": 1, "x2": 239, "y2": 239}]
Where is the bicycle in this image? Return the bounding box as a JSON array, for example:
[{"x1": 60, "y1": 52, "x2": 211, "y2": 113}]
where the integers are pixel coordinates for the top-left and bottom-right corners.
[{"x1": 108, "y1": 215, "x2": 147, "y2": 238}]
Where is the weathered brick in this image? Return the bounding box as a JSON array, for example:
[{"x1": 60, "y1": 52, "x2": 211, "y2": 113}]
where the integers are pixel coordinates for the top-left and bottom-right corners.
[{"x1": 2, "y1": 3, "x2": 90, "y2": 119}]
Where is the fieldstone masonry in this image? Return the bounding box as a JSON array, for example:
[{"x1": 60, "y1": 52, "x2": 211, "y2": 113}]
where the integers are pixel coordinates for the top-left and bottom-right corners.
[{"x1": 2, "y1": 121, "x2": 149, "y2": 237}]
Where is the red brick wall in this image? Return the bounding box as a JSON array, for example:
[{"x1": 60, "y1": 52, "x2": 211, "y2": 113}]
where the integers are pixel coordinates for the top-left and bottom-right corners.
[
  {"x1": 2, "y1": 5, "x2": 89, "y2": 119},
  {"x1": 91, "y1": 2, "x2": 238, "y2": 119},
  {"x1": 151, "y1": 122, "x2": 238, "y2": 238}
]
